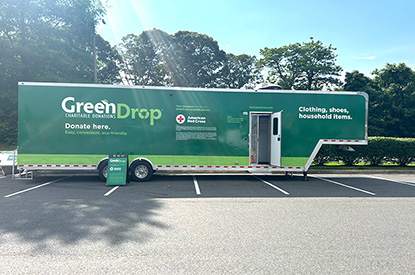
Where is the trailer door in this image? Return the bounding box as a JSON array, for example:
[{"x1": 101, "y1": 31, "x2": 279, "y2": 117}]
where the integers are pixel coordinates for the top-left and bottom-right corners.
[{"x1": 270, "y1": 111, "x2": 282, "y2": 166}]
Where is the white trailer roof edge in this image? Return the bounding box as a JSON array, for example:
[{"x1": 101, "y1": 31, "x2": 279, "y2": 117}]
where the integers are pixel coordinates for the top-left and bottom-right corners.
[{"x1": 18, "y1": 82, "x2": 368, "y2": 98}]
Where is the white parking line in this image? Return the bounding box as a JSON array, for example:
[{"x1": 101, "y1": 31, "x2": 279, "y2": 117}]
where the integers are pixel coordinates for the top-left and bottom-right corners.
[
  {"x1": 4, "y1": 176, "x2": 71, "y2": 198},
  {"x1": 311, "y1": 176, "x2": 376, "y2": 196},
  {"x1": 366, "y1": 175, "x2": 415, "y2": 187},
  {"x1": 104, "y1": 186, "x2": 120, "y2": 196},
  {"x1": 253, "y1": 176, "x2": 290, "y2": 195},
  {"x1": 193, "y1": 175, "x2": 201, "y2": 195}
]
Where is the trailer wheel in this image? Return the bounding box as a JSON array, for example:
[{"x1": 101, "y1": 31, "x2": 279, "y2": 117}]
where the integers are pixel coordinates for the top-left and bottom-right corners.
[
  {"x1": 130, "y1": 161, "x2": 153, "y2": 182},
  {"x1": 98, "y1": 160, "x2": 108, "y2": 182}
]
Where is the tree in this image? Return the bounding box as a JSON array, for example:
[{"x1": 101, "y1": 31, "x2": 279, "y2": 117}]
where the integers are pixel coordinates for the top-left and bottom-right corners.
[
  {"x1": 373, "y1": 63, "x2": 415, "y2": 88},
  {"x1": 172, "y1": 31, "x2": 227, "y2": 87},
  {"x1": 343, "y1": 65, "x2": 415, "y2": 138},
  {"x1": 257, "y1": 39, "x2": 342, "y2": 90},
  {"x1": 95, "y1": 35, "x2": 123, "y2": 84},
  {"x1": 118, "y1": 29, "x2": 259, "y2": 88},
  {"x1": 343, "y1": 70, "x2": 384, "y2": 136},
  {"x1": 372, "y1": 63, "x2": 415, "y2": 137},
  {"x1": 0, "y1": 0, "x2": 108, "y2": 82},
  {"x1": 118, "y1": 29, "x2": 176, "y2": 86},
  {"x1": 222, "y1": 53, "x2": 261, "y2": 89},
  {"x1": 0, "y1": 0, "x2": 112, "y2": 146},
  {"x1": 344, "y1": 70, "x2": 372, "y2": 92},
  {"x1": 256, "y1": 44, "x2": 302, "y2": 89}
]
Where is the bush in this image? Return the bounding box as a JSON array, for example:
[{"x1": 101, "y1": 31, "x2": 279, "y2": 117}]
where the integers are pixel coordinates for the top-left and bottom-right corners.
[
  {"x1": 391, "y1": 138, "x2": 415, "y2": 166},
  {"x1": 314, "y1": 137, "x2": 415, "y2": 166},
  {"x1": 313, "y1": 145, "x2": 336, "y2": 165}
]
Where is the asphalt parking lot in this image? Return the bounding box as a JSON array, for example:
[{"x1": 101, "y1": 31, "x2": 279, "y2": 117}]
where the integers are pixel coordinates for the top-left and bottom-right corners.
[{"x1": 1, "y1": 172, "x2": 415, "y2": 274}]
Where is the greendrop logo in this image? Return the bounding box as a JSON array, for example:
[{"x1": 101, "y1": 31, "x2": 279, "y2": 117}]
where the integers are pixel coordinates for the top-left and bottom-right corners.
[{"x1": 61, "y1": 97, "x2": 162, "y2": 125}]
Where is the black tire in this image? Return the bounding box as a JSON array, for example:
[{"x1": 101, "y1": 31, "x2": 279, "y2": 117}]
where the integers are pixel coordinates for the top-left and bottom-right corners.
[
  {"x1": 130, "y1": 161, "x2": 153, "y2": 182},
  {"x1": 98, "y1": 160, "x2": 108, "y2": 182}
]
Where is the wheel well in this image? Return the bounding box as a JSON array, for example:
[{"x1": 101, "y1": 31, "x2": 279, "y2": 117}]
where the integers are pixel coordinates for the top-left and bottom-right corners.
[
  {"x1": 129, "y1": 158, "x2": 155, "y2": 171},
  {"x1": 97, "y1": 157, "x2": 155, "y2": 172},
  {"x1": 97, "y1": 157, "x2": 109, "y2": 170}
]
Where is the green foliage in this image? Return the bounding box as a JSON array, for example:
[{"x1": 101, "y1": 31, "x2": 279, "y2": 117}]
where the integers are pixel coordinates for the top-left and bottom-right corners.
[
  {"x1": 173, "y1": 31, "x2": 227, "y2": 87},
  {"x1": 118, "y1": 29, "x2": 259, "y2": 88},
  {"x1": 0, "y1": 0, "x2": 414, "y2": 148},
  {"x1": 313, "y1": 145, "x2": 336, "y2": 166},
  {"x1": 343, "y1": 64, "x2": 415, "y2": 138},
  {"x1": 344, "y1": 70, "x2": 373, "y2": 92},
  {"x1": 221, "y1": 54, "x2": 260, "y2": 88},
  {"x1": 118, "y1": 30, "x2": 173, "y2": 86},
  {"x1": 314, "y1": 137, "x2": 415, "y2": 167},
  {"x1": 0, "y1": 0, "x2": 119, "y2": 146},
  {"x1": 0, "y1": 91, "x2": 17, "y2": 145},
  {"x1": 95, "y1": 35, "x2": 122, "y2": 84},
  {"x1": 0, "y1": 0, "x2": 107, "y2": 83},
  {"x1": 357, "y1": 138, "x2": 391, "y2": 166},
  {"x1": 388, "y1": 138, "x2": 415, "y2": 166},
  {"x1": 257, "y1": 39, "x2": 342, "y2": 90}
]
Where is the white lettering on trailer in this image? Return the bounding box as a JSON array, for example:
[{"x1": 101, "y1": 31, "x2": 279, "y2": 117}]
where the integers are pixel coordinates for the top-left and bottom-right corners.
[
  {"x1": 60, "y1": 97, "x2": 162, "y2": 125},
  {"x1": 94, "y1": 102, "x2": 105, "y2": 113},
  {"x1": 299, "y1": 106, "x2": 328, "y2": 113},
  {"x1": 61, "y1": 97, "x2": 75, "y2": 112},
  {"x1": 61, "y1": 97, "x2": 116, "y2": 114},
  {"x1": 65, "y1": 123, "x2": 91, "y2": 129}
]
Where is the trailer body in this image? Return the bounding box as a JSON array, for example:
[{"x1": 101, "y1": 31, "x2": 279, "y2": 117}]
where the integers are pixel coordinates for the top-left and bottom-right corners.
[{"x1": 17, "y1": 82, "x2": 368, "y2": 180}]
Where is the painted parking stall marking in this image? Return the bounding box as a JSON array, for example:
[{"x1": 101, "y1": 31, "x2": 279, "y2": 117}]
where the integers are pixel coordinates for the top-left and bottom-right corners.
[
  {"x1": 104, "y1": 186, "x2": 120, "y2": 197},
  {"x1": 253, "y1": 176, "x2": 290, "y2": 195},
  {"x1": 311, "y1": 176, "x2": 376, "y2": 196},
  {"x1": 193, "y1": 175, "x2": 201, "y2": 195},
  {"x1": 4, "y1": 176, "x2": 71, "y2": 198},
  {"x1": 366, "y1": 175, "x2": 415, "y2": 187}
]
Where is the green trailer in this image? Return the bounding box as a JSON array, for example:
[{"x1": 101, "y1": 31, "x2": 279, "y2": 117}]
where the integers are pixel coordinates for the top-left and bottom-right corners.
[{"x1": 17, "y1": 82, "x2": 368, "y2": 181}]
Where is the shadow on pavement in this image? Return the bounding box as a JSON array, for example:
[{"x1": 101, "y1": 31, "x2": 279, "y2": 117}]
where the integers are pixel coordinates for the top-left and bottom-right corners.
[{"x1": 0, "y1": 176, "x2": 169, "y2": 251}]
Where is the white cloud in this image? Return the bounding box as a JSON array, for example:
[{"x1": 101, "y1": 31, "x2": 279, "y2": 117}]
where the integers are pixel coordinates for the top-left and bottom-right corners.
[{"x1": 356, "y1": 56, "x2": 376, "y2": 60}]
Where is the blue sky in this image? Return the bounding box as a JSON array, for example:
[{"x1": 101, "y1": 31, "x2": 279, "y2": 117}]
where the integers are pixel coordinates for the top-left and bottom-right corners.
[{"x1": 98, "y1": 0, "x2": 415, "y2": 77}]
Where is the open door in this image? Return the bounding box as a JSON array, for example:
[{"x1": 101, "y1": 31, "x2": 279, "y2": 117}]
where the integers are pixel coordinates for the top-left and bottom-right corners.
[
  {"x1": 270, "y1": 111, "x2": 282, "y2": 166},
  {"x1": 250, "y1": 111, "x2": 281, "y2": 166},
  {"x1": 250, "y1": 113, "x2": 270, "y2": 164}
]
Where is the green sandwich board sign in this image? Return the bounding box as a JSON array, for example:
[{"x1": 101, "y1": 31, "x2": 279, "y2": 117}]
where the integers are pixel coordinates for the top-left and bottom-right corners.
[{"x1": 106, "y1": 154, "x2": 128, "y2": 186}]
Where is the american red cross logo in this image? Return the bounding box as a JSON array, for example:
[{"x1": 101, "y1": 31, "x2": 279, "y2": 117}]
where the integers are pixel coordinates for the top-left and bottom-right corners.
[{"x1": 176, "y1": 114, "x2": 185, "y2": 124}]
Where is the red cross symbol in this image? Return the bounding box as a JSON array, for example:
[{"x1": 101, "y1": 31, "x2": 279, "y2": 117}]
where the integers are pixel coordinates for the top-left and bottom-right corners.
[{"x1": 176, "y1": 114, "x2": 185, "y2": 124}]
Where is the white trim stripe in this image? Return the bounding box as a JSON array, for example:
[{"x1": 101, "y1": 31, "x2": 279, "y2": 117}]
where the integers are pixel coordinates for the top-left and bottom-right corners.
[
  {"x1": 19, "y1": 82, "x2": 367, "y2": 97},
  {"x1": 19, "y1": 164, "x2": 97, "y2": 169},
  {"x1": 154, "y1": 165, "x2": 304, "y2": 171},
  {"x1": 322, "y1": 139, "x2": 367, "y2": 144},
  {"x1": 323, "y1": 139, "x2": 367, "y2": 143},
  {"x1": 18, "y1": 164, "x2": 304, "y2": 171}
]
